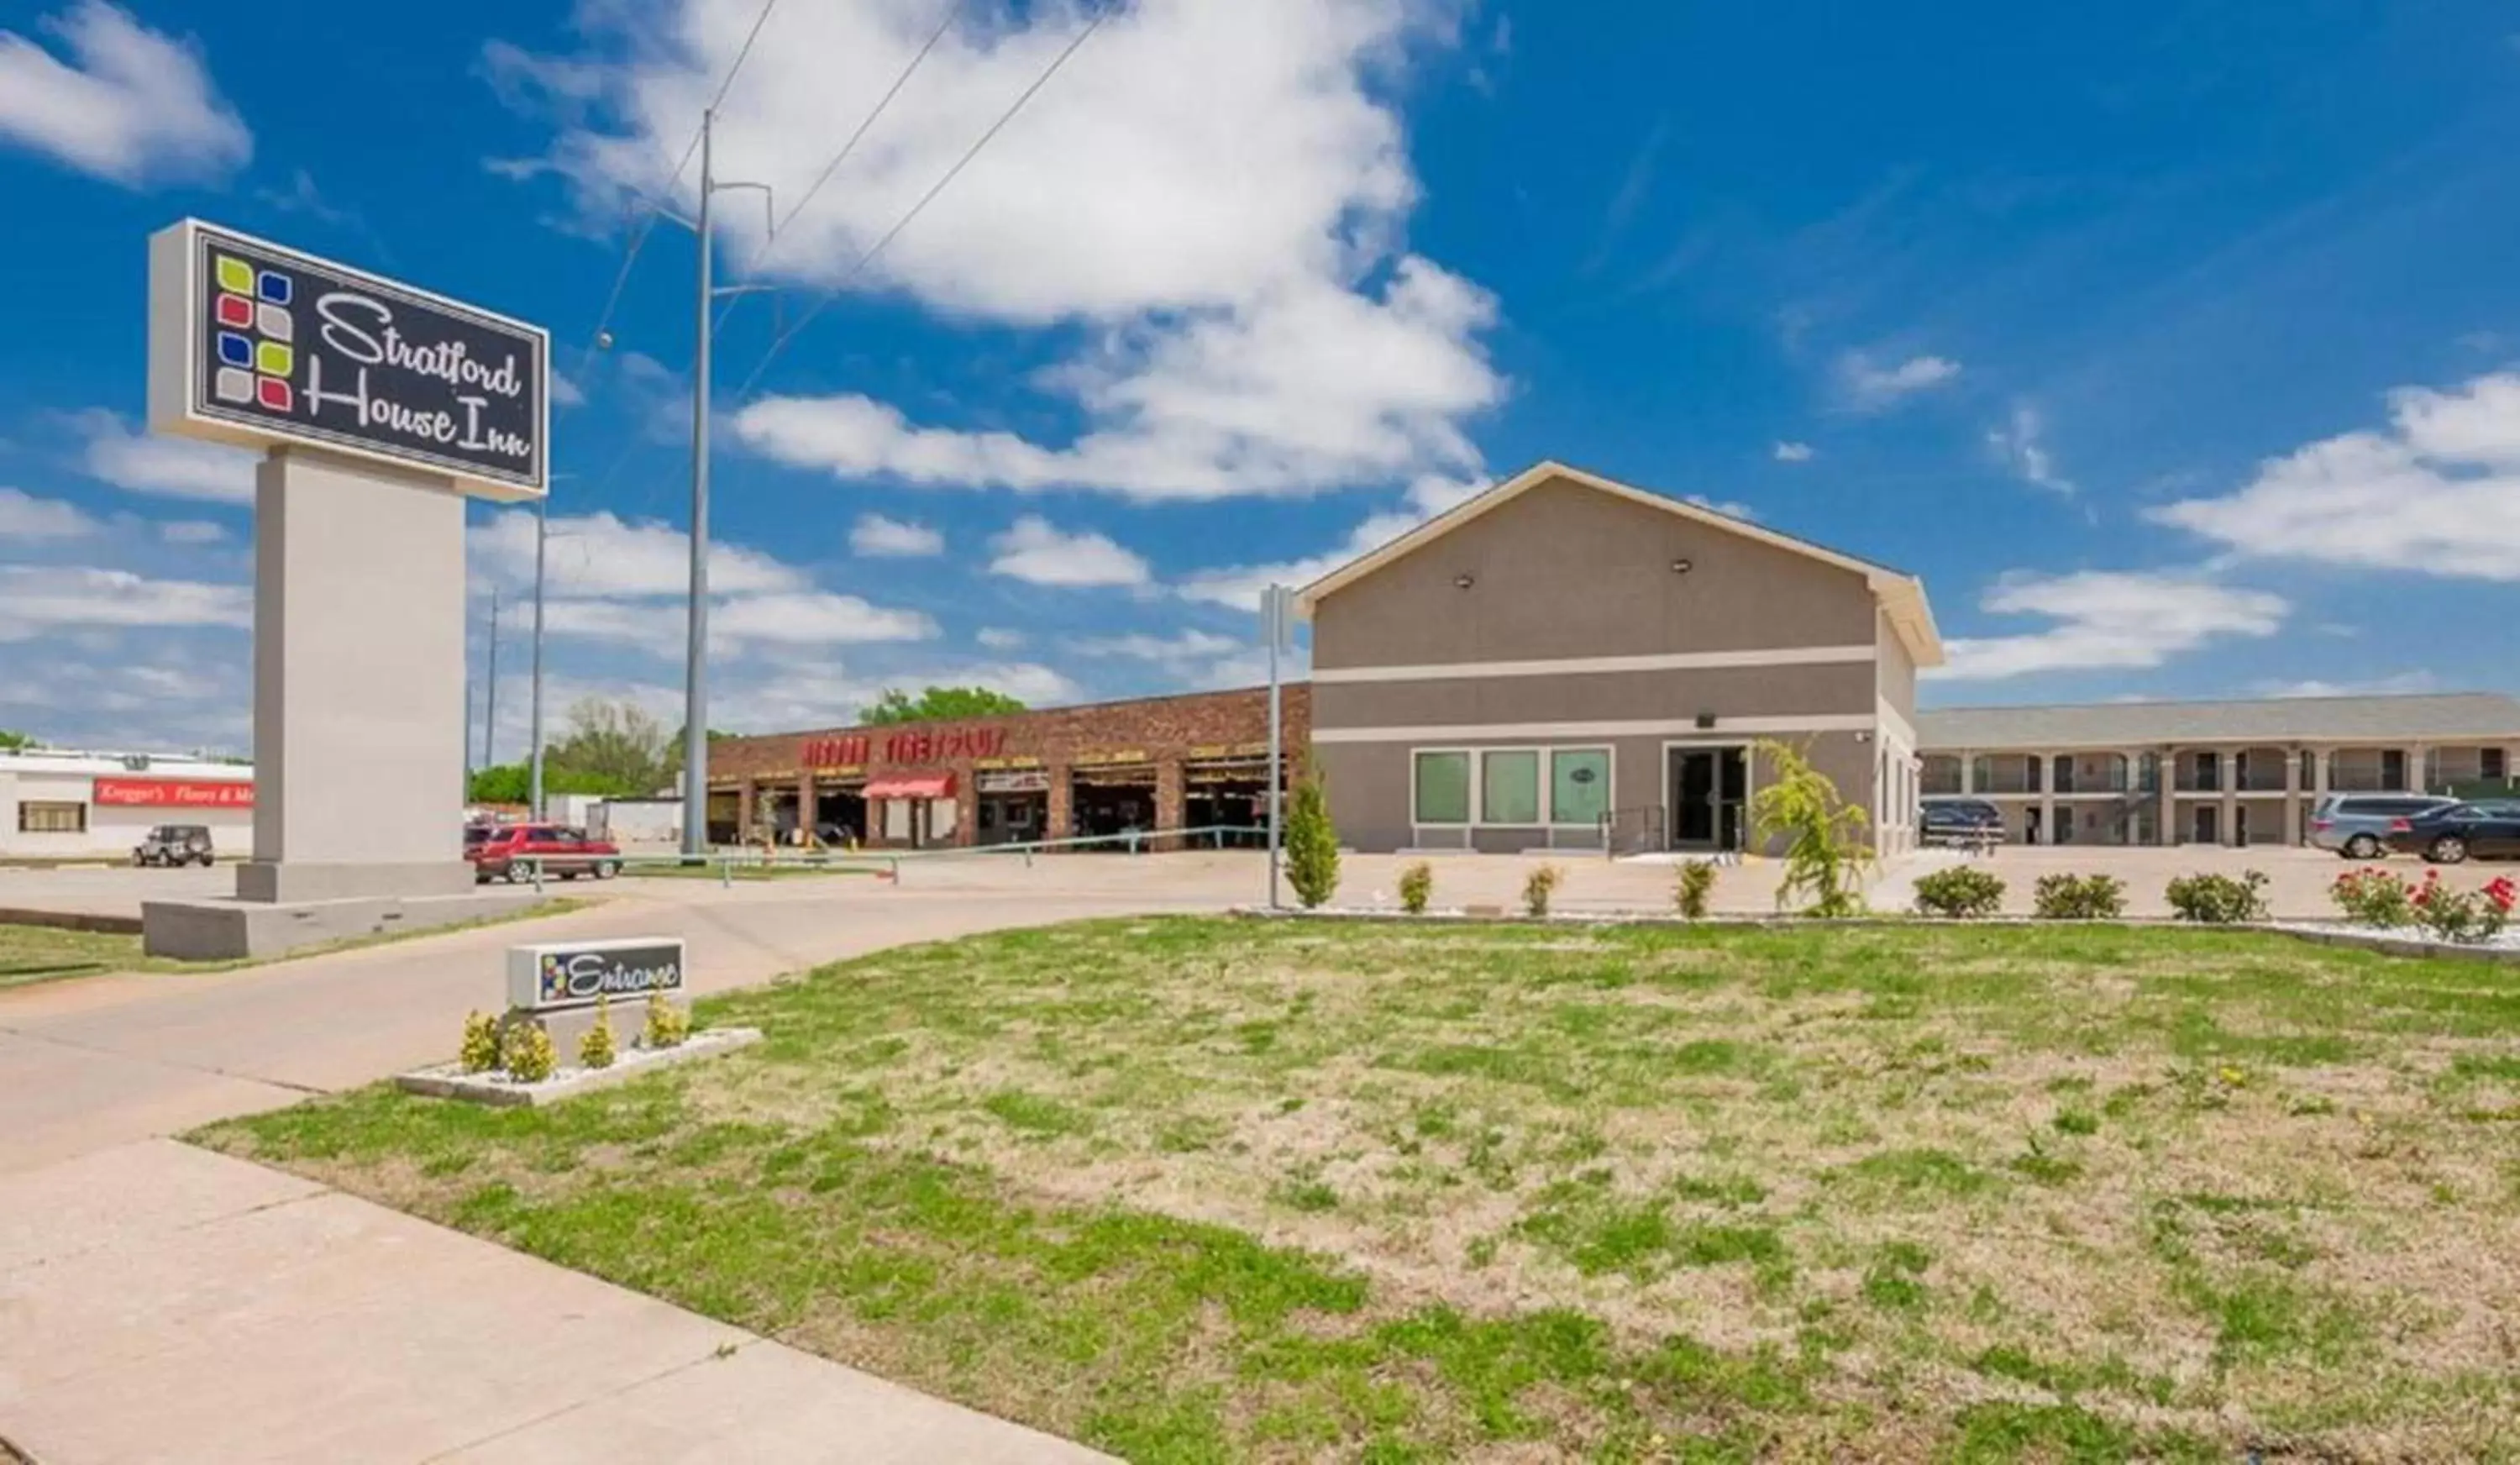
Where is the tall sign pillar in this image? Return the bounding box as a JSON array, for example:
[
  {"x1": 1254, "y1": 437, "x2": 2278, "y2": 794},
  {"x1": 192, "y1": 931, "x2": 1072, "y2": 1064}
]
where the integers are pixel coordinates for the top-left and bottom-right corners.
[{"x1": 144, "y1": 220, "x2": 549, "y2": 955}]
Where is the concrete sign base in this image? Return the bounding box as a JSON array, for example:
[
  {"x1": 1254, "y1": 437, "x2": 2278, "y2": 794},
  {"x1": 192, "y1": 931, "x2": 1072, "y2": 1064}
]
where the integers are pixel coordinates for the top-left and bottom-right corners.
[
  {"x1": 142, "y1": 890, "x2": 539, "y2": 963},
  {"x1": 141, "y1": 446, "x2": 475, "y2": 961}
]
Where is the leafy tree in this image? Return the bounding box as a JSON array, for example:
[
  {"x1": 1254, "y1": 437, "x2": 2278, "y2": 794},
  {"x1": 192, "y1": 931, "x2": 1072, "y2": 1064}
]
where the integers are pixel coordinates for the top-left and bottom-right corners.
[
  {"x1": 543, "y1": 698, "x2": 672, "y2": 795},
  {"x1": 861, "y1": 685, "x2": 1028, "y2": 726},
  {"x1": 1283, "y1": 775, "x2": 1341, "y2": 909},
  {"x1": 1750, "y1": 738, "x2": 1872, "y2": 917},
  {"x1": 0, "y1": 729, "x2": 37, "y2": 752},
  {"x1": 663, "y1": 725, "x2": 734, "y2": 781}
]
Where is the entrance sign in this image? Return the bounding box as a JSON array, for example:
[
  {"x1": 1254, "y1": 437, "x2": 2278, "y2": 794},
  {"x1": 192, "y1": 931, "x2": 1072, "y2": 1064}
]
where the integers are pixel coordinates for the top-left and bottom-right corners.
[
  {"x1": 507, "y1": 937, "x2": 686, "y2": 1013},
  {"x1": 94, "y1": 778, "x2": 254, "y2": 810},
  {"x1": 147, "y1": 219, "x2": 548, "y2": 499}
]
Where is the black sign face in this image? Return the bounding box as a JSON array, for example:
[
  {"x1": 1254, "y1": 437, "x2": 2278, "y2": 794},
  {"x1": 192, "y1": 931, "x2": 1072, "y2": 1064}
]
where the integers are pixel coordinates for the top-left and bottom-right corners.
[
  {"x1": 533, "y1": 943, "x2": 684, "y2": 1011},
  {"x1": 185, "y1": 223, "x2": 546, "y2": 491}
]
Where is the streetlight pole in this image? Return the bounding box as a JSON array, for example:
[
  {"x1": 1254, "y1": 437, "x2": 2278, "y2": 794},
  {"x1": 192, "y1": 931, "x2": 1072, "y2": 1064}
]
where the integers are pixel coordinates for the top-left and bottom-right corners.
[
  {"x1": 1263, "y1": 584, "x2": 1289, "y2": 910},
  {"x1": 528, "y1": 495, "x2": 549, "y2": 821},
  {"x1": 481, "y1": 586, "x2": 501, "y2": 771},
  {"x1": 679, "y1": 109, "x2": 716, "y2": 859}
]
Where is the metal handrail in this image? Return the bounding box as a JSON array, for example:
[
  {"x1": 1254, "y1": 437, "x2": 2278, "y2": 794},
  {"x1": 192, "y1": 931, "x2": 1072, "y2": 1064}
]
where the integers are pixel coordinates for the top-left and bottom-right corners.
[{"x1": 504, "y1": 824, "x2": 1272, "y2": 889}]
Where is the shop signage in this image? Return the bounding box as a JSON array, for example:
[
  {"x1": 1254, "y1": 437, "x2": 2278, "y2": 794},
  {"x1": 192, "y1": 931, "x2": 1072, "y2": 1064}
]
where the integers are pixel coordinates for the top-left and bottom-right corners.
[
  {"x1": 977, "y1": 769, "x2": 1052, "y2": 795},
  {"x1": 92, "y1": 777, "x2": 255, "y2": 809},
  {"x1": 803, "y1": 735, "x2": 870, "y2": 768},
  {"x1": 148, "y1": 219, "x2": 549, "y2": 499},
  {"x1": 971, "y1": 755, "x2": 1042, "y2": 770},
  {"x1": 1186, "y1": 743, "x2": 1268, "y2": 760},
  {"x1": 506, "y1": 937, "x2": 685, "y2": 1013},
  {"x1": 1071, "y1": 748, "x2": 1149, "y2": 767},
  {"x1": 803, "y1": 727, "x2": 1010, "y2": 769}
]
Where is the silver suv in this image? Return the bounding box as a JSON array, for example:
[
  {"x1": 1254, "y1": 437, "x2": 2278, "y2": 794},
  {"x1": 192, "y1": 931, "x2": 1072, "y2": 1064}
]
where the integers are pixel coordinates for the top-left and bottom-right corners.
[{"x1": 2308, "y1": 794, "x2": 2457, "y2": 859}]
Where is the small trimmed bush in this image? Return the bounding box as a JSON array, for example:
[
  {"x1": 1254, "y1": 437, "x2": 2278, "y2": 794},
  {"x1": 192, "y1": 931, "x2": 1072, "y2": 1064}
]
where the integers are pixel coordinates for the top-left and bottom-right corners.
[
  {"x1": 579, "y1": 996, "x2": 617, "y2": 1069},
  {"x1": 1912, "y1": 865, "x2": 2004, "y2": 919},
  {"x1": 2033, "y1": 873, "x2": 2127, "y2": 920},
  {"x1": 1675, "y1": 859, "x2": 1717, "y2": 920},
  {"x1": 644, "y1": 990, "x2": 690, "y2": 1049},
  {"x1": 1398, "y1": 861, "x2": 1433, "y2": 916},
  {"x1": 1523, "y1": 864, "x2": 1563, "y2": 918},
  {"x1": 1284, "y1": 775, "x2": 1341, "y2": 909},
  {"x1": 459, "y1": 1011, "x2": 501, "y2": 1074},
  {"x1": 501, "y1": 1019, "x2": 556, "y2": 1083},
  {"x1": 2166, "y1": 870, "x2": 2268, "y2": 924},
  {"x1": 2412, "y1": 871, "x2": 2515, "y2": 945},
  {"x1": 2330, "y1": 867, "x2": 2416, "y2": 928}
]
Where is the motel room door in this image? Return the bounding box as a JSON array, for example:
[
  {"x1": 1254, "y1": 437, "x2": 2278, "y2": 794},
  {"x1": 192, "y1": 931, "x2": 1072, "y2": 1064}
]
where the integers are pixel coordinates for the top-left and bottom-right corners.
[{"x1": 1668, "y1": 746, "x2": 1749, "y2": 851}]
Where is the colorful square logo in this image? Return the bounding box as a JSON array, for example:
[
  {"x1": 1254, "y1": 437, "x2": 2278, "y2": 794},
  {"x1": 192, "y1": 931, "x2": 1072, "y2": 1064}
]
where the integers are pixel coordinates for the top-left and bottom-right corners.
[
  {"x1": 256, "y1": 378, "x2": 292, "y2": 412},
  {"x1": 214, "y1": 255, "x2": 254, "y2": 295},
  {"x1": 218, "y1": 332, "x2": 253, "y2": 368},
  {"x1": 215, "y1": 293, "x2": 254, "y2": 329},
  {"x1": 214, "y1": 367, "x2": 254, "y2": 403},
  {"x1": 256, "y1": 270, "x2": 291, "y2": 305},
  {"x1": 255, "y1": 342, "x2": 292, "y2": 376},
  {"x1": 256, "y1": 303, "x2": 292, "y2": 342}
]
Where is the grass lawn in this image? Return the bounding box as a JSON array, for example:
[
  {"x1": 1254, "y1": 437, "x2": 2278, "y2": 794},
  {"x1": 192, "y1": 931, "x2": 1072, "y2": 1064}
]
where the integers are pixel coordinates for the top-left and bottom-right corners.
[
  {"x1": 199, "y1": 920, "x2": 2520, "y2": 1462},
  {"x1": 0, "y1": 899, "x2": 589, "y2": 989}
]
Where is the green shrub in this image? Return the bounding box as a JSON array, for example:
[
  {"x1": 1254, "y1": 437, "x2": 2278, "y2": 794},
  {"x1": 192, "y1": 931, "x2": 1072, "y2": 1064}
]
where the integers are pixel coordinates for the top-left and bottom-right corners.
[
  {"x1": 1398, "y1": 860, "x2": 1433, "y2": 916},
  {"x1": 1751, "y1": 739, "x2": 1872, "y2": 917},
  {"x1": 1283, "y1": 775, "x2": 1341, "y2": 909},
  {"x1": 2329, "y1": 867, "x2": 2415, "y2": 928},
  {"x1": 459, "y1": 1011, "x2": 501, "y2": 1074},
  {"x1": 579, "y1": 996, "x2": 617, "y2": 1069},
  {"x1": 1913, "y1": 865, "x2": 2004, "y2": 918},
  {"x1": 1674, "y1": 859, "x2": 1717, "y2": 919},
  {"x1": 644, "y1": 990, "x2": 690, "y2": 1049},
  {"x1": 2165, "y1": 870, "x2": 2268, "y2": 924},
  {"x1": 1523, "y1": 864, "x2": 1563, "y2": 918},
  {"x1": 501, "y1": 1019, "x2": 556, "y2": 1083},
  {"x1": 2033, "y1": 873, "x2": 2128, "y2": 920}
]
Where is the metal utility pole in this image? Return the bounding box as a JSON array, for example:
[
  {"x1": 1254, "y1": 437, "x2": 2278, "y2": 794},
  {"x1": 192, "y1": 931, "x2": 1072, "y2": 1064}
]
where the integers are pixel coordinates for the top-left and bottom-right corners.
[
  {"x1": 680, "y1": 109, "x2": 717, "y2": 859},
  {"x1": 528, "y1": 496, "x2": 549, "y2": 821},
  {"x1": 1263, "y1": 584, "x2": 1290, "y2": 910},
  {"x1": 481, "y1": 586, "x2": 501, "y2": 771}
]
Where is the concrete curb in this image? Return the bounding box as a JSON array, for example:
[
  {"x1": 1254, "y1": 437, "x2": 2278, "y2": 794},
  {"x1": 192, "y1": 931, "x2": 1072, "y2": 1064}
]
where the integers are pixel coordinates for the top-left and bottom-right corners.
[
  {"x1": 2263, "y1": 925, "x2": 2520, "y2": 964},
  {"x1": 0, "y1": 906, "x2": 144, "y2": 936},
  {"x1": 396, "y1": 1027, "x2": 762, "y2": 1107}
]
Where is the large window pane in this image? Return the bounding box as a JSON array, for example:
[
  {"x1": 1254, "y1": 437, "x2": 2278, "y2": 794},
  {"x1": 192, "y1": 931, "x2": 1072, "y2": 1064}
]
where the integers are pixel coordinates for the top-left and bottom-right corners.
[
  {"x1": 1482, "y1": 749, "x2": 1541, "y2": 824},
  {"x1": 1550, "y1": 748, "x2": 1609, "y2": 825},
  {"x1": 1413, "y1": 751, "x2": 1471, "y2": 824}
]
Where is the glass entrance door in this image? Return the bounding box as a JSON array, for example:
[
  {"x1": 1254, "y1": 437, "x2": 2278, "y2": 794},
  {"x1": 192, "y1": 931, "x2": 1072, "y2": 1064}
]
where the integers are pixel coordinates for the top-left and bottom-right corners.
[{"x1": 1668, "y1": 746, "x2": 1749, "y2": 850}]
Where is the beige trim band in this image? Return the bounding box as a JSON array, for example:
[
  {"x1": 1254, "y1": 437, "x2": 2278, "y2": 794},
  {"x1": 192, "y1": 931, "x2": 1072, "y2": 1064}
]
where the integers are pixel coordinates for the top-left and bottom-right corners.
[
  {"x1": 1311, "y1": 644, "x2": 1877, "y2": 685},
  {"x1": 1315, "y1": 713, "x2": 1879, "y2": 744}
]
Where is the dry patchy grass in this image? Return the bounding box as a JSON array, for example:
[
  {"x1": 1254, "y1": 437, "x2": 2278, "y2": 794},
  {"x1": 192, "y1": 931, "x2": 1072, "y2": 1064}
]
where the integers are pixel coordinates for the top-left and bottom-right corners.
[{"x1": 201, "y1": 919, "x2": 2520, "y2": 1462}]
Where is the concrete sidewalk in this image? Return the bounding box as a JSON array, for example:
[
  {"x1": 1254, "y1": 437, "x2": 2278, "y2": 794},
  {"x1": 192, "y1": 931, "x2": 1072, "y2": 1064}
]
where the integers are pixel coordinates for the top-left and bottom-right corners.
[{"x1": 0, "y1": 1140, "x2": 1110, "y2": 1464}]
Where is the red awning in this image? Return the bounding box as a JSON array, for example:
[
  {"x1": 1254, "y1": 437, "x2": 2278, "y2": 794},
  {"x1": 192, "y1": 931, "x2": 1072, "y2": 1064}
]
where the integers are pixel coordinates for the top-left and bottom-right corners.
[{"x1": 864, "y1": 773, "x2": 955, "y2": 800}]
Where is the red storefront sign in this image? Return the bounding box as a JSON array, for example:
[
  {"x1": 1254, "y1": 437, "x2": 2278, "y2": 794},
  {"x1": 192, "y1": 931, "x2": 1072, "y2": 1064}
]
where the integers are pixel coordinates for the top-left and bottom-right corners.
[
  {"x1": 803, "y1": 727, "x2": 1008, "y2": 769},
  {"x1": 92, "y1": 777, "x2": 255, "y2": 809}
]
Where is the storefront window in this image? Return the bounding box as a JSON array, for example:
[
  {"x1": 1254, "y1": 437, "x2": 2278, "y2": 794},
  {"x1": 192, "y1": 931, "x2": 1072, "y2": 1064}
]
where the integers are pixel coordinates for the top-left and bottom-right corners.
[
  {"x1": 1550, "y1": 749, "x2": 1609, "y2": 825},
  {"x1": 16, "y1": 801, "x2": 86, "y2": 833},
  {"x1": 1413, "y1": 751, "x2": 1471, "y2": 824},
  {"x1": 1481, "y1": 749, "x2": 1541, "y2": 825}
]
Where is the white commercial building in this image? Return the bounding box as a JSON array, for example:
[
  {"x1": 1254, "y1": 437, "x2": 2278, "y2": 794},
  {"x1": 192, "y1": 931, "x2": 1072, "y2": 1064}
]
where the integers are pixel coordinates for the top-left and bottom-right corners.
[{"x1": 0, "y1": 748, "x2": 255, "y2": 860}]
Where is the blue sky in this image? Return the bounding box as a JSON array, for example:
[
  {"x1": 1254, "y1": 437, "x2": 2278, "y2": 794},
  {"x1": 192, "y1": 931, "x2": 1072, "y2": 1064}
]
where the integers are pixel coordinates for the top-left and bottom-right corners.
[{"x1": 3, "y1": 0, "x2": 2517, "y2": 754}]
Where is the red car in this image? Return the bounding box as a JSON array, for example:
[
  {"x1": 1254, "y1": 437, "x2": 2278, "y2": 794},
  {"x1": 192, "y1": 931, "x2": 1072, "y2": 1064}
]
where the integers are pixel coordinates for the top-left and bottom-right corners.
[{"x1": 466, "y1": 824, "x2": 622, "y2": 883}]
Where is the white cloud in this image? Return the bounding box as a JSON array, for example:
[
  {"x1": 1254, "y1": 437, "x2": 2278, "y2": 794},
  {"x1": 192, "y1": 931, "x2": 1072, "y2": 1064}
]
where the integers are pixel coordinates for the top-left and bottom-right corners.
[
  {"x1": 1840, "y1": 352, "x2": 1961, "y2": 410},
  {"x1": 849, "y1": 512, "x2": 943, "y2": 558},
  {"x1": 975, "y1": 627, "x2": 1026, "y2": 651},
  {"x1": 505, "y1": 0, "x2": 1502, "y2": 502},
  {"x1": 1928, "y1": 570, "x2": 2287, "y2": 682},
  {"x1": 0, "y1": 488, "x2": 99, "y2": 539},
  {"x1": 71, "y1": 410, "x2": 256, "y2": 504},
  {"x1": 696, "y1": 658, "x2": 1082, "y2": 735},
  {"x1": 472, "y1": 509, "x2": 808, "y2": 599},
  {"x1": 987, "y1": 516, "x2": 1150, "y2": 588},
  {"x1": 535, "y1": 591, "x2": 937, "y2": 659},
  {"x1": 1986, "y1": 404, "x2": 2074, "y2": 495},
  {"x1": 0, "y1": 565, "x2": 251, "y2": 643},
  {"x1": 2150, "y1": 371, "x2": 2520, "y2": 580},
  {"x1": 156, "y1": 519, "x2": 228, "y2": 545},
  {"x1": 1067, "y1": 629, "x2": 1242, "y2": 663},
  {"x1": 1772, "y1": 441, "x2": 1814, "y2": 463},
  {"x1": 550, "y1": 375, "x2": 588, "y2": 408},
  {"x1": 2251, "y1": 671, "x2": 2440, "y2": 700},
  {"x1": 1684, "y1": 493, "x2": 1757, "y2": 521},
  {"x1": 0, "y1": 2, "x2": 249, "y2": 186}
]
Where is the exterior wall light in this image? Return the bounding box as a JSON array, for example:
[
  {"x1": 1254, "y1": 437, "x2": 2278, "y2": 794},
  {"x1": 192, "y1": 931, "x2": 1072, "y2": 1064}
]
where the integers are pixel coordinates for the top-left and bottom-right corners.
[
  {"x1": 1453, "y1": 573, "x2": 1475, "y2": 589},
  {"x1": 1672, "y1": 559, "x2": 1693, "y2": 574}
]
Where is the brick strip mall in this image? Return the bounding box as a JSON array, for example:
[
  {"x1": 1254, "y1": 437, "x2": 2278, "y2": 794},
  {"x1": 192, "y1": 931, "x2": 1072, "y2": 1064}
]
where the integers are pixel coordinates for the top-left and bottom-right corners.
[{"x1": 703, "y1": 686, "x2": 1313, "y2": 849}]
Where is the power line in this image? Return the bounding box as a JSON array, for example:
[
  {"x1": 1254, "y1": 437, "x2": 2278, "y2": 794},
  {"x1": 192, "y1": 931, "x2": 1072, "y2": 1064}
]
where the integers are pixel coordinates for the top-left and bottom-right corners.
[
  {"x1": 728, "y1": 9, "x2": 1104, "y2": 402},
  {"x1": 569, "y1": 0, "x2": 784, "y2": 392}
]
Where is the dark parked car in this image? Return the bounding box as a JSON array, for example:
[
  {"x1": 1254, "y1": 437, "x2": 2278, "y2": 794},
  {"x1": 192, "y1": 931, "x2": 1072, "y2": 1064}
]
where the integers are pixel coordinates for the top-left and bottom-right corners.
[
  {"x1": 2309, "y1": 793, "x2": 2460, "y2": 859},
  {"x1": 133, "y1": 824, "x2": 214, "y2": 868},
  {"x1": 2382, "y1": 801, "x2": 2520, "y2": 864},
  {"x1": 467, "y1": 824, "x2": 622, "y2": 883},
  {"x1": 1920, "y1": 797, "x2": 2005, "y2": 847}
]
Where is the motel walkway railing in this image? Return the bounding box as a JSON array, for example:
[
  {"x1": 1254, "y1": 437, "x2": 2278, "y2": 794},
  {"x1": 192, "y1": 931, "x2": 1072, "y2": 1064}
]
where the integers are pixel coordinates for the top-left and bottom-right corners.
[{"x1": 507, "y1": 824, "x2": 1273, "y2": 890}]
